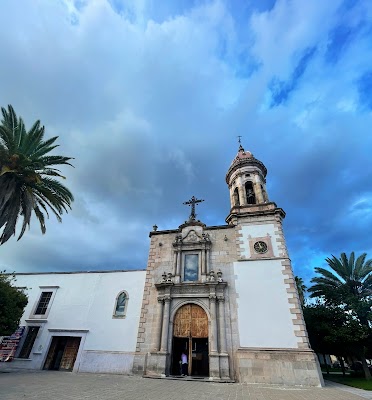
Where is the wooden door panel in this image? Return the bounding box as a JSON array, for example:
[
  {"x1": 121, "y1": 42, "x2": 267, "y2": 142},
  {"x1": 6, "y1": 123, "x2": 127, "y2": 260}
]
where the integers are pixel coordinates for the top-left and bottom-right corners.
[
  {"x1": 60, "y1": 337, "x2": 81, "y2": 371},
  {"x1": 43, "y1": 337, "x2": 58, "y2": 370},
  {"x1": 174, "y1": 304, "x2": 208, "y2": 338}
]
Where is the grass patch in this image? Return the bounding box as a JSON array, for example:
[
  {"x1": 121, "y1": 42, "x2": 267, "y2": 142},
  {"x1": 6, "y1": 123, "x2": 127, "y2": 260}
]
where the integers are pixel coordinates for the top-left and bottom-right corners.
[
  {"x1": 325, "y1": 374, "x2": 372, "y2": 390},
  {"x1": 321, "y1": 367, "x2": 345, "y2": 373}
]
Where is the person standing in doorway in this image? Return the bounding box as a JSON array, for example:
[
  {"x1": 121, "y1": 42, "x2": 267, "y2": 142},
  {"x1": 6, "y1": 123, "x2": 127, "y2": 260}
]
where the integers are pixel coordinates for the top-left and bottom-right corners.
[{"x1": 181, "y1": 351, "x2": 188, "y2": 376}]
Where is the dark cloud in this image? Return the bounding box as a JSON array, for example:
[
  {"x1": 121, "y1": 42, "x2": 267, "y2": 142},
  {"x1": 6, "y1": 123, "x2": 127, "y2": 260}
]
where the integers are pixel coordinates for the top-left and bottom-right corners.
[{"x1": 0, "y1": 0, "x2": 371, "y2": 288}]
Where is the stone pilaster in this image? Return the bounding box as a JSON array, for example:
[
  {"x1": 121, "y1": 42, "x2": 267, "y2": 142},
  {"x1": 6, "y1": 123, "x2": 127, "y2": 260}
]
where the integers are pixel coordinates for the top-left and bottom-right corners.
[
  {"x1": 202, "y1": 248, "x2": 206, "y2": 275},
  {"x1": 173, "y1": 252, "x2": 177, "y2": 277},
  {"x1": 209, "y1": 295, "x2": 218, "y2": 353},
  {"x1": 206, "y1": 248, "x2": 210, "y2": 274},
  {"x1": 253, "y1": 174, "x2": 264, "y2": 203},
  {"x1": 218, "y1": 296, "x2": 230, "y2": 380},
  {"x1": 238, "y1": 187, "x2": 246, "y2": 206},
  {"x1": 160, "y1": 297, "x2": 171, "y2": 352},
  {"x1": 153, "y1": 298, "x2": 163, "y2": 351},
  {"x1": 217, "y1": 297, "x2": 227, "y2": 354}
]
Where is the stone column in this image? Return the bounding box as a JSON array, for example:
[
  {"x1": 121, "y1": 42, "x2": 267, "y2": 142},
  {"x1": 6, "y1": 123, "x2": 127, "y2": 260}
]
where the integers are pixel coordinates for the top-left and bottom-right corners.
[
  {"x1": 160, "y1": 297, "x2": 171, "y2": 352},
  {"x1": 176, "y1": 250, "x2": 181, "y2": 277},
  {"x1": 153, "y1": 298, "x2": 164, "y2": 351},
  {"x1": 217, "y1": 297, "x2": 227, "y2": 353},
  {"x1": 238, "y1": 186, "x2": 246, "y2": 205},
  {"x1": 206, "y1": 248, "x2": 210, "y2": 274},
  {"x1": 209, "y1": 295, "x2": 218, "y2": 353},
  {"x1": 217, "y1": 296, "x2": 230, "y2": 379},
  {"x1": 202, "y1": 248, "x2": 206, "y2": 275},
  {"x1": 229, "y1": 187, "x2": 235, "y2": 208},
  {"x1": 254, "y1": 174, "x2": 264, "y2": 203},
  {"x1": 173, "y1": 252, "x2": 177, "y2": 277},
  {"x1": 209, "y1": 294, "x2": 220, "y2": 379}
]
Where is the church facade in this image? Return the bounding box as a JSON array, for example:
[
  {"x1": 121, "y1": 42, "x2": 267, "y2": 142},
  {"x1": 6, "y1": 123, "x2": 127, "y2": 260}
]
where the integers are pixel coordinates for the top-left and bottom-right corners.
[
  {"x1": 132, "y1": 144, "x2": 323, "y2": 385},
  {"x1": 1, "y1": 145, "x2": 323, "y2": 386}
]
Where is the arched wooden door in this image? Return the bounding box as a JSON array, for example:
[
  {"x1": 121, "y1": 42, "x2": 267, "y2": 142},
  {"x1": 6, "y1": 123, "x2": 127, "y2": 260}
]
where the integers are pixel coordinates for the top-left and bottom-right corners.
[{"x1": 172, "y1": 304, "x2": 209, "y2": 376}]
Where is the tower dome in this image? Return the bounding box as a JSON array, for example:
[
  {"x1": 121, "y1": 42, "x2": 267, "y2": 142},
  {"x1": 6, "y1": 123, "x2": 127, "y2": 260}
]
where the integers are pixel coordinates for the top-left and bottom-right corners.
[{"x1": 226, "y1": 144, "x2": 267, "y2": 184}]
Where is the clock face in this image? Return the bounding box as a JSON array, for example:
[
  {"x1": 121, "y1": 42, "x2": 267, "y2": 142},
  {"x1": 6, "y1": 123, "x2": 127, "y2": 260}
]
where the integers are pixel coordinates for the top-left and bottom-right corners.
[{"x1": 254, "y1": 241, "x2": 268, "y2": 254}]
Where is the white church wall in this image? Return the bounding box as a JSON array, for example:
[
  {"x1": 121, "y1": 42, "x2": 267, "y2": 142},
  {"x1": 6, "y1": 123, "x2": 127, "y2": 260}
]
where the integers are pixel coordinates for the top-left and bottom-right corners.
[
  {"x1": 234, "y1": 259, "x2": 298, "y2": 349},
  {"x1": 7, "y1": 271, "x2": 146, "y2": 373}
]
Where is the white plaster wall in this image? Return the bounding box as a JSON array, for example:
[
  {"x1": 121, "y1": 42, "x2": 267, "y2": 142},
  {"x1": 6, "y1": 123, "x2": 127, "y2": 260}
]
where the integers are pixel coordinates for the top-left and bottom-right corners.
[
  {"x1": 234, "y1": 260, "x2": 298, "y2": 348},
  {"x1": 239, "y1": 224, "x2": 279, "y2": 258},
  {"x1": 11, "y1": 270, "x2": 146, "y2": 370},
  {"x1": 84, "y1": 272, "x2": 145, "y2": 351}
]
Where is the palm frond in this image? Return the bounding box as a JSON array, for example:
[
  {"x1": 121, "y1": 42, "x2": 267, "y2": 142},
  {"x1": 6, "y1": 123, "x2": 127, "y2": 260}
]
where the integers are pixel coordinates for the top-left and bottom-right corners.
[
  {"x1": 17, "y1": 188, "x2": 34, "y2": 240},
  {"x1": 354, "y1": 253, "x2": 368, "y2": 279},
  {"x1": 0, "y1": 125, "x2": 14, "y2": 151},
  {"x1": 40, "y1": 155, "x2": 74, "y2": 167},
  {"x1": 0, "y1": 105, "x2": 74, "y2": 244},
  {"x1": 0, "y1": 189, "x2": 21, "y2": 244},
  {"x1": 33, "y1": 204, "x2": 46, "y2": 234},
  {"x1": 312, "y1": 267, "x2": 344, "y2": 285},
  {"x1": 18, "y1": 120, "x2": 41, "y2": 154}
]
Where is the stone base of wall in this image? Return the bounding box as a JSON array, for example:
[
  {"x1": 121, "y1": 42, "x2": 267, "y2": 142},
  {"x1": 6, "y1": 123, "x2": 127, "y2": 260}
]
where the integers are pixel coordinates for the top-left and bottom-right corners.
[
  {"x1": 143, "y1": 352, "x2": 168, "y2": 376},
  {"x1": 0, "y1": 358, "x2": 35, "y2": 371},
  {"x1": 235, "y1": 348, "x2": 324, "y2": 387},
  {"x1": 78, "y1": 351, "x2": 135, "y2": 374}
]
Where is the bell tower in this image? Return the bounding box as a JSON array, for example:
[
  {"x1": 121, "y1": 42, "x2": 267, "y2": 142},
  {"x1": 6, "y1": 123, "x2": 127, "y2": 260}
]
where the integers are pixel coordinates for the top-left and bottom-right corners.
[{"x1": 225, "y1": 143, "x2": 284, "y2": 225}]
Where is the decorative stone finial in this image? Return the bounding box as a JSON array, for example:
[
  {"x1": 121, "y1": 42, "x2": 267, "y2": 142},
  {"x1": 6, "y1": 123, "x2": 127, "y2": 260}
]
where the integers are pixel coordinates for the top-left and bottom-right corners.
[{"x1": 209, "y1": 270, "x2": 216, "y2": 282}]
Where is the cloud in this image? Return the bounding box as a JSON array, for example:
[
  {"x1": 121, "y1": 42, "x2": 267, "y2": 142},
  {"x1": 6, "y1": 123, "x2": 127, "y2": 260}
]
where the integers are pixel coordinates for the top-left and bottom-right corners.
[{"x1": 0, "y1": 0, "x2": 371, "y2": 290}]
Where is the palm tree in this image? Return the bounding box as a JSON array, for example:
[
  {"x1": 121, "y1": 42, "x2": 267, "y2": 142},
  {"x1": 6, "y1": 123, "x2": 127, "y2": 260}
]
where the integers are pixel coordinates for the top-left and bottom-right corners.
[
  {"x1": 308, "y1": 252, "x2": 372, "y2": 380},
  {"x1": 0, "y1": 105, "x2": 74, "y2": 245},
  {"x1": 294, "y1": 276, "x2": 307, "y2": 307},
  {"x1": 308, "y1": 252, "x2": 372, "y2": 313}
]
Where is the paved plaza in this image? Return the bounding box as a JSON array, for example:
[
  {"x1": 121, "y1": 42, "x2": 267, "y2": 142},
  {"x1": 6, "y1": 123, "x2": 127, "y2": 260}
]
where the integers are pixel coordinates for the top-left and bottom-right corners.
[{"x1": 0, "y1": 371, "x2": 370, "y2": 400}]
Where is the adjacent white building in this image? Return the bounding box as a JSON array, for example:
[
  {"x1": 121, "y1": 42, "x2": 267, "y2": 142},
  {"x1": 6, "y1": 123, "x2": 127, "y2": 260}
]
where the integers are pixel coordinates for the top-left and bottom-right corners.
[{"x1": 5, "y1": 270, "x2": 145, "y2": 373}]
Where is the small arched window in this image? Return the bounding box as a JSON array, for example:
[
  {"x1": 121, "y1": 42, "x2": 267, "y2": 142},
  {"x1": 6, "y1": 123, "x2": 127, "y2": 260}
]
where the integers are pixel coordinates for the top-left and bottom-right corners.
[
  {"x1": 245, "y1": 181, "x2": 256, "y2": 204},
  {"x1": 113, "y1": 291, "x2": 128, "y2": 318}
]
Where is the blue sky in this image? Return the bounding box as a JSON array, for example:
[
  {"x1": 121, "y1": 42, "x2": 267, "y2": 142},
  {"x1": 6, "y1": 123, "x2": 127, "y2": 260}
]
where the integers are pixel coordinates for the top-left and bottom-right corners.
[{"x1": 0, "y1": 0, "x2": 371, "y2": 290}]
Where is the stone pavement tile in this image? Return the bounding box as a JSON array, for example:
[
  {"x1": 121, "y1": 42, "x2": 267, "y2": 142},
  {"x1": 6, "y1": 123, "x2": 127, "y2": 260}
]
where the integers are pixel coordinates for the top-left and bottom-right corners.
[
  {"x1": 325, "y1": 379, "x2": 372, "y2": 400},
  {"x1": 0, "y1": 372, "x2": 367, "y2": 400}
]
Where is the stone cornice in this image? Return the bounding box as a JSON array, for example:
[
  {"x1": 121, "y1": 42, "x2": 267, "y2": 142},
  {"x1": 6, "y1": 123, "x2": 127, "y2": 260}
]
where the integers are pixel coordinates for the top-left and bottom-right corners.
[{"x1": 225, "y1": 202, "x2": 285, "y2": 224}]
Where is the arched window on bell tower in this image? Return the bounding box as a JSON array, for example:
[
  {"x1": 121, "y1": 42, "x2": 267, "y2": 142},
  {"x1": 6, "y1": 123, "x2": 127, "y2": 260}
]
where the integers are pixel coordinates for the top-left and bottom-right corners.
[
  {"x1": 245, "y1": 181, "x2": 256, "y2": 204},
  {"x1": 233, "y1": 187, "x2": 240, "y2": 206}
]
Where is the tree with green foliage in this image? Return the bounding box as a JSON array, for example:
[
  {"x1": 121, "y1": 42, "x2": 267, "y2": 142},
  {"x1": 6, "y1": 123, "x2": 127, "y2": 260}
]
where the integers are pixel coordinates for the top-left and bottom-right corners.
[
  {"x1": 304, "y1": 302, "x2": 370, "y2": 370},
  {"x1": 0, "y1": 105, "x2": 74, "y2": 245},
  {"x1": 308, "y1": 252, "x2": 372, "y2": 380},
  {"x1": 294, "y1": 276, "x2": 307, "y2": 307},
  {"x1": 0, "y1": 272, "x2": 28, "y2": 336}
]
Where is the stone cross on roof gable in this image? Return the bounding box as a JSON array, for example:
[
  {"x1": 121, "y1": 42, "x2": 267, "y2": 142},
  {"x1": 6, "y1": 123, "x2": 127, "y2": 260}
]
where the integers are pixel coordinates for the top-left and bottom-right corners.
[{"x1": 183, "y1": 196, "x2": 204, "y2": 221}]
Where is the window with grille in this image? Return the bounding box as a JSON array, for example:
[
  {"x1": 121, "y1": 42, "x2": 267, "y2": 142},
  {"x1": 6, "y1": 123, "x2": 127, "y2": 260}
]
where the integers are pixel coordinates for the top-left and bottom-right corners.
[
  {"x1": 18, "y1": 327, "x2": 40, "y2": 359},
  {"x1": 35, "y1": 292, "x2": 53, "y2": 315},
  {"x1": 113, "y1": 291, "x2": 129, "y2": 318}
]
